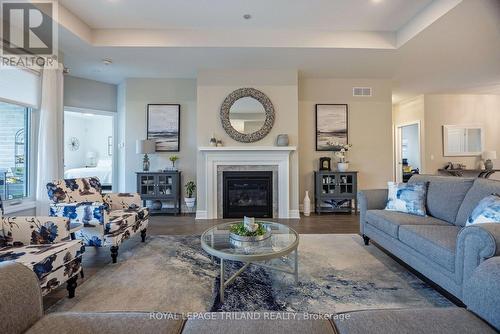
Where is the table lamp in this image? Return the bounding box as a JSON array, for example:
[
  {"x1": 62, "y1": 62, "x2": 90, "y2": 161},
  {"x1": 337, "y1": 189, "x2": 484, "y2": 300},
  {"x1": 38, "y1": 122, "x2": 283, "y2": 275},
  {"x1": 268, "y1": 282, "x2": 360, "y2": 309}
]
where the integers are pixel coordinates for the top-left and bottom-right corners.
[
  {"x1": 136, "y1": 139, "x2": 156, "y2": 171},
  {"x1": 482, "y1": 151, "x2": 497, "y2": 171}
]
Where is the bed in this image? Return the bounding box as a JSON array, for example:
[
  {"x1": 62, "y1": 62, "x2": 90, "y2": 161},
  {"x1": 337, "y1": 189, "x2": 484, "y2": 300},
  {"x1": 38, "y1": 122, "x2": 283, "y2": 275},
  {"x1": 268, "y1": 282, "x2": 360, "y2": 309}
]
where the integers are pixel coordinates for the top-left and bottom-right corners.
[{"x1": 64, "y1": 160, "x2": 113, "y2": 186}]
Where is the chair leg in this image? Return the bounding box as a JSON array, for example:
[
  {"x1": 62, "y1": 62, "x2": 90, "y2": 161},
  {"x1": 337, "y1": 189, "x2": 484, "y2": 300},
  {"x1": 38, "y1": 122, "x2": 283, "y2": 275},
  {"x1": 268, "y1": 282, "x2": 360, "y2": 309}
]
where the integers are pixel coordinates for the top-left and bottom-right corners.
[
  {"x1": 110, "y1": 246, "x2": 119, "y2": 263},
  {"x1": 362, "y1": 234, "x2": 370, "y2": 246},
  {"x1": 66, "y1": 275, "x2": 78, "y2": 298},
  {"x1": 80, "y1": 269, "x2": 84, "y2": 279},
  {"x1": 141, "y1": 229, "x2": 147, "y2": 242}
]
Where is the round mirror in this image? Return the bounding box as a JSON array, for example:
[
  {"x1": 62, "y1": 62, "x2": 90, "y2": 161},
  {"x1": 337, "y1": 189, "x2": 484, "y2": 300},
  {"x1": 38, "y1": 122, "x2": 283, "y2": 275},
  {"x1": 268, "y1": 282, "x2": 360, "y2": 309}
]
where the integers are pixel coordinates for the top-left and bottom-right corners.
[
  {"x1": 220, "y1": 88, "x2": 275, "y2": 143},
  {"x1": 229, "y1": 97, "x2": 266, "y2": 134}
]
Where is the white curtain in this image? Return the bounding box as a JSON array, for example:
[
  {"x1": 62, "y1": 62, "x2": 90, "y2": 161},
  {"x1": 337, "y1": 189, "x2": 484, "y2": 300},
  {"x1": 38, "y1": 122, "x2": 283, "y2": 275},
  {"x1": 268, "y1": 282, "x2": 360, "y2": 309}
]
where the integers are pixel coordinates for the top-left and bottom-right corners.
[{"x1": 36, "y1": 67, "x2": 64, "y2": 215}]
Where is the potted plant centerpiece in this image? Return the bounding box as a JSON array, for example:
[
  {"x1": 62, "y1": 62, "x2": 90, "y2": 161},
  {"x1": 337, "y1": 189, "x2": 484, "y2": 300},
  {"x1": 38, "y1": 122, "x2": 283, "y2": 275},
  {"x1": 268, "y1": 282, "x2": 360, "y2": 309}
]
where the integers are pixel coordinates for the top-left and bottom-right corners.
[
  {"x1": 169, "y1": 155, "x2": 179, "y2": 170},
  {"x1": 184, "y1": 181, "x2": 196, "y2": 208},
  {"x1": 229, "y1": 217, "x2": 271, "y2": 242}
]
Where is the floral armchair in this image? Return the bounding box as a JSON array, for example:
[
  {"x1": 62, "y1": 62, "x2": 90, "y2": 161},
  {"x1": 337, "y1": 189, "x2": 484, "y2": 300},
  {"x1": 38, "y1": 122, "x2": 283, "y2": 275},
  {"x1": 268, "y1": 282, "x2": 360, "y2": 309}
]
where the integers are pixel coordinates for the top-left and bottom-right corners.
[
  {"x1": 46, "y1": 177, "x2": 149, "y2": 263},
  {"x1": 0, "y1": 196, "x2": 83, "y2": 298}
]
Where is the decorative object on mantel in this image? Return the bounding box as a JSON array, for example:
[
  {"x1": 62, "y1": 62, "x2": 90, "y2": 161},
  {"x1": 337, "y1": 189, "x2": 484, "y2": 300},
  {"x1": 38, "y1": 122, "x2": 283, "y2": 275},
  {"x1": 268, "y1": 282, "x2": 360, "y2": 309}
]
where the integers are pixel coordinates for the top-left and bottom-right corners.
[
  {"x1": 229, "y1": 217, "x2": 271, "y2": 242},
  {"x1": 303, "y1": 191, "x2": 311, "y2": 216},
  {"x1": 316, "y1": 104, "x2": 348, "y2": 151},
  {"x1": 136, "y1": 139, "x2": 156, "y2": 172},
  {"x1": 483, "y1": 151, "x2": 497, "y2": 170},
  {"x1": 319, "y1": 157, "x2": 331, "y2": 171},
  {"x1": 168, "y1": 155, "x2": 179, "y2": 171},
  {"x1": 438, "y1": 168, "x2": 499, "y2": 179},
  {"x1": 147, "y1": 104, "x2": 180, "y2": 152},
  {"x1": 209, "y1": 134, "x2": 217, "y2": 147},
  {"x1": 184, "y1": 180, "x2": 196, "y2": 209},
  {"x1": 334, "y1": 142, "x2": 352, "y2": 172},
  {"x1": 216, "y1": 139, "x2": 223, "y2": 147},
  {"x1": 276, "y1": 134, "x2": 289, "y2": 146},
  {"x1": 220, "y1": 87, "x2": 275, "y2": 143}
]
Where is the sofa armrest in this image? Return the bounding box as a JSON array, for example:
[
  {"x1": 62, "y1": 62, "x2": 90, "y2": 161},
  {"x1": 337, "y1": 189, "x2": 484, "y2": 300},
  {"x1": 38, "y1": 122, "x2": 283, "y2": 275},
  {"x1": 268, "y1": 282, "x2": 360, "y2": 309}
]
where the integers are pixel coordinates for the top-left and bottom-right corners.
[
  {"x1": 3, "y1": 216, "x2": 71, "y2": 244},
  {"x1": 358, "y1": 189, "x2": 388, "y2": 235},
  {"x1": 103, "y1": 193, "x2": 142, "y2": 211},
  {"x1": 0, "y1": 262, "x2": 43, "y2": 334},
  {"x1": 456, "y1": 224, "x2": 500, "y2": 289},
  {"x1": 463, "y1": 257, "x2": 500, "y2": 331}
]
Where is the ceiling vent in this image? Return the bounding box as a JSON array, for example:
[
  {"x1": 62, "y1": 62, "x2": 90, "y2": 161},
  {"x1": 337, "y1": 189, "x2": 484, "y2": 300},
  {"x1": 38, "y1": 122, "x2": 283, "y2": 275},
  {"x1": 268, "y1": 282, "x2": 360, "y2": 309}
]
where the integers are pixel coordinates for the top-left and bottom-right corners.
[{"x1": 353, "y1": 87, "x2": 372, "y2": 97}]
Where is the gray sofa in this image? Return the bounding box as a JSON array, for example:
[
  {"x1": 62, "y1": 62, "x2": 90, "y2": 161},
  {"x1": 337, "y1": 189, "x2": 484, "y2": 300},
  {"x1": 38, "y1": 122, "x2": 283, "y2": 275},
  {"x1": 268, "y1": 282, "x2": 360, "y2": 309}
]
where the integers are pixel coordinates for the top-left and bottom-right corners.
[
  {"x1": 358, "y1": 175, "x2": 500, "y2": 302},
  {"x1": 1, "y1": 260, "x2": 499, "y2": 334}
]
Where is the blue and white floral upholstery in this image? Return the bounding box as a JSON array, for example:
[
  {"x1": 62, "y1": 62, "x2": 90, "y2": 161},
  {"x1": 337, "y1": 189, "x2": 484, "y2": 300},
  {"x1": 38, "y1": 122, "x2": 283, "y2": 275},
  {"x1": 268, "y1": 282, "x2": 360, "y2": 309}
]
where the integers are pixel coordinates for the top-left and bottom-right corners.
[
  {"x1": 0, "y1": 198, "x2": 83, "y2": 297},
  {"x1": 47, "y1": 177, "x2": 148, "y2": 263}
]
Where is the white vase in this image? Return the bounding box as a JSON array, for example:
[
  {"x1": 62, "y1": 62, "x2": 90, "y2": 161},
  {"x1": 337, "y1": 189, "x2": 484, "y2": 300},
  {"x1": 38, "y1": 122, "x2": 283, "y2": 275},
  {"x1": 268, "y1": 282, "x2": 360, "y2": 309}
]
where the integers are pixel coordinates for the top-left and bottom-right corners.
[
  {"x1": 184, "y1": 197, "x2": 196, "y2": 208},
  {"x1": 338, "y1": 162, "x2": 349, "y2": 172},
  {"x1": 303, "y1": 191, "x2": 311, "y2": 216}
]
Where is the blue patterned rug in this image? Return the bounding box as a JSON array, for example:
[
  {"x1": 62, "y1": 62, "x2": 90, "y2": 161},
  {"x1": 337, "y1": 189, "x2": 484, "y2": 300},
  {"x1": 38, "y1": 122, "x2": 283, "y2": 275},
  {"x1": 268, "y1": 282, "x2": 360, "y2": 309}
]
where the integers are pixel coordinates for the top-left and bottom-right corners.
[{"x1": 49, "y1": 234, "x2": 453, "y2": 314}]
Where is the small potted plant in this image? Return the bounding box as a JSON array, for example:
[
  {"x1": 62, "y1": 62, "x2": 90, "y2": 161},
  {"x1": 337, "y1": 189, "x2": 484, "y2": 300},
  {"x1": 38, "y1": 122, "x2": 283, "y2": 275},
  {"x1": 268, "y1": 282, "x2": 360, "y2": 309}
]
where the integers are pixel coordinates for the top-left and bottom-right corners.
[
  {"x1": 184, "y1": 181, "x2": 196, "y2": 208},
  {"x1": 169, "y1": 155, "x2": 179, "y2": 170}
]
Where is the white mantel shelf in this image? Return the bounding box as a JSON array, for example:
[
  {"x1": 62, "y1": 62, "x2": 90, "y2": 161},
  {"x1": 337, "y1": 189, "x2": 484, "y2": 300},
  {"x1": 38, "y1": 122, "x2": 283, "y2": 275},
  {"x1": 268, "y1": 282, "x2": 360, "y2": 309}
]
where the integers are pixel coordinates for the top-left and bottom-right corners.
[{"x1": 199, "y1": 146, "x2": 297, "y2": 151}]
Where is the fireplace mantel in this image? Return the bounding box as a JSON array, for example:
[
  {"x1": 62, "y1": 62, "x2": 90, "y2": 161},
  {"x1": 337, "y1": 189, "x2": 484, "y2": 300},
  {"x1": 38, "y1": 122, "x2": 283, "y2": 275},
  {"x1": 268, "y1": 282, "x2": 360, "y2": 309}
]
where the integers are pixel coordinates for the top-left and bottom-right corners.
[
  {"x1": 196, "y1": 146, "x2": 298, "y2": 219},
  {"x1": 199, "y1": 146, "x2": 297, "y2": 152}
]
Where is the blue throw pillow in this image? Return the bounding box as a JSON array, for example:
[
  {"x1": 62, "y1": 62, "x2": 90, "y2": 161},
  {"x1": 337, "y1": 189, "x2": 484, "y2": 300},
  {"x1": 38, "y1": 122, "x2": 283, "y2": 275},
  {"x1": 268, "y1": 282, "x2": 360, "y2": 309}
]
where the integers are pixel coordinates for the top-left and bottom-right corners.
[
  {"x1": 385, "y1": 182, "x2": 427, "y2": 216},
  {"x1": 466, "y1": 194, "x2": 500, "y2": 226}
]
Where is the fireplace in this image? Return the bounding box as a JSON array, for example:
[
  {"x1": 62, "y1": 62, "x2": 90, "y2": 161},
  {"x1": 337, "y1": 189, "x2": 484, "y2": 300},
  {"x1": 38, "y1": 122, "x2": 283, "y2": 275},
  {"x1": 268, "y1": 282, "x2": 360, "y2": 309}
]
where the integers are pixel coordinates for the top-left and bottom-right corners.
[{"x1": 223, "y1": 171, "x2": 273, "y2": 218}]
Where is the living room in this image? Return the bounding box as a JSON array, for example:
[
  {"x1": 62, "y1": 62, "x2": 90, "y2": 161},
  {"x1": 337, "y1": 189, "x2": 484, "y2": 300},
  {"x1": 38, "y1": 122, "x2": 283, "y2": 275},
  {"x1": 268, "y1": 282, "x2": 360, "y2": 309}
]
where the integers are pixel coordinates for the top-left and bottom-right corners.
[{"x1": 1, "y1": 1, "x2": 500, "y2": 333}]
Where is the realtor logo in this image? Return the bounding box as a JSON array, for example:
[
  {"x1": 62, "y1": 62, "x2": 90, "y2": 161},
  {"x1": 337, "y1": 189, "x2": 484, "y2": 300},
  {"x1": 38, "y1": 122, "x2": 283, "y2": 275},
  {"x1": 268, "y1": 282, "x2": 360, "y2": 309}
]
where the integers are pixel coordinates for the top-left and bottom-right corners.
[{"x1": 1, "y1": 0, "x2": 58, "y2": 68}]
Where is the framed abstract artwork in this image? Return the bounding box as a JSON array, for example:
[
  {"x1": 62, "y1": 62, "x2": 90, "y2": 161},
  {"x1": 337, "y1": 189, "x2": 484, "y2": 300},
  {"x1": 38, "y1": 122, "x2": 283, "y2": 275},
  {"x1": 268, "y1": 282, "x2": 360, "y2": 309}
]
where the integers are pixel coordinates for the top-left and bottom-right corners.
[
  {"x1": 315, "y1": 104, "x2": 348, "y2": 151},
  {"x1": 147, "y1": 104, "x2": 180, "y2": 152}
]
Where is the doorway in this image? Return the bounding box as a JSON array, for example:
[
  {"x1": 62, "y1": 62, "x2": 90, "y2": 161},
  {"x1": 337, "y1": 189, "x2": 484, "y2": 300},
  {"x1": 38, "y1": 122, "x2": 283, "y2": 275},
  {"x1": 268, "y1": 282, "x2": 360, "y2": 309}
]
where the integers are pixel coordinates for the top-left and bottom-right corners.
[
  {"x1": 395, "y1": 122, "x2": 421, "y2": 183},
  {"x1": 63, "y1": 108, "x2": 115, "y2": 191}
]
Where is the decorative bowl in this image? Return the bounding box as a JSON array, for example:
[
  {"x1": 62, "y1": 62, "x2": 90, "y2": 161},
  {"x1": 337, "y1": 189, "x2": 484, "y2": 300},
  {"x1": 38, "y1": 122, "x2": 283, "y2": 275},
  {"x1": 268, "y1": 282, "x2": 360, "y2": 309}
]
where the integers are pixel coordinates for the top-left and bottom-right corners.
[{"x1": 229, "y1": 229, "x2": 271, "y2": 242}]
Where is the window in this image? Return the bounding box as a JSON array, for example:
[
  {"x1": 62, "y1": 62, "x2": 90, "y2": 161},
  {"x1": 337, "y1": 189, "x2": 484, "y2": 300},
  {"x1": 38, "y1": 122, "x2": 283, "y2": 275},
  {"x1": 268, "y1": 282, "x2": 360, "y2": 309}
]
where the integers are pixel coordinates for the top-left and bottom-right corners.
[{"x1": 0, "y1": 101, "x2": 30, "y2": 200}]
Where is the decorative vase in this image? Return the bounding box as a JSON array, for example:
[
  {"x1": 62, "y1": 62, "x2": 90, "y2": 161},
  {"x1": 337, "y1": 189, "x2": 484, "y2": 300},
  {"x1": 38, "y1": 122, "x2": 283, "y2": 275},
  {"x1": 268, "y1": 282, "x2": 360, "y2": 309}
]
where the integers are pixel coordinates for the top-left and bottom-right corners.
[
  {"x1": 151, "y1": 200, "x2": 162, "y2": 210},
  {"x1": 303, "y1": 191, "x2": 311, "y2": 217},
  {"x1": 337, "y1": 162, "x2": 349, "y2": 172},
  {"x1": 184, "y1": 197, "x2": 196, "y2": 208},
  {"x1": 276, "y1": 134, "x2": 289, "y2": 147}
]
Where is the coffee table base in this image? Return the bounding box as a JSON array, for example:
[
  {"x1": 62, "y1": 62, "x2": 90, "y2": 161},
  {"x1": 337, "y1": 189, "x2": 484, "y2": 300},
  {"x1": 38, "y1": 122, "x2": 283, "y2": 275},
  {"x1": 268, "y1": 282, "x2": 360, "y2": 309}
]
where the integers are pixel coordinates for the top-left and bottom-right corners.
[{"x1": 218, "y1": 249, "x2": 299, "y2": 303}]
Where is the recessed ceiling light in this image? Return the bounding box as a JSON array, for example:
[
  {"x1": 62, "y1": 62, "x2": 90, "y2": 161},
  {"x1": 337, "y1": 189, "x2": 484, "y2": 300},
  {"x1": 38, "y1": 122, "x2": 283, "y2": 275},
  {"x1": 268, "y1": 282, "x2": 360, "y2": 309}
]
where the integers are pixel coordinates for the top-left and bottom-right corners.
[
  {"x1": 243, "y1": 14, "x2": 252, "y2": 20},
  {"x1": 371, "y1": 0, "x2": 383, "y2": 3},
  {"x1": 102, "y1": 58, "x2": 113, "y2": 65}
]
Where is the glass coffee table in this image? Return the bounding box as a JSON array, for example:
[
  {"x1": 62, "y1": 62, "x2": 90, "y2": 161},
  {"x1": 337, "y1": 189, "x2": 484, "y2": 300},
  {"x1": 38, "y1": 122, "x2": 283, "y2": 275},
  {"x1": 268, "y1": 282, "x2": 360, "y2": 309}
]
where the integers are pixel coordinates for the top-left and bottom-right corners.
[{"x1": 201, "y1": 221, "x2": 299, "y2": 302}]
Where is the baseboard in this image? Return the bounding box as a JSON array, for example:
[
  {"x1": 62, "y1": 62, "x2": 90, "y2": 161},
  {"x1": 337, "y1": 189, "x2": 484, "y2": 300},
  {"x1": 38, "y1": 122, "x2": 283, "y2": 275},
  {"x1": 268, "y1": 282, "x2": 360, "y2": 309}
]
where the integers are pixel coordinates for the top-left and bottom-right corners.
[
  {"x1": 195, "y1": 210, "x2": 208, "y2": 219},
  {"x1": 288, "y1": 210, "x2": 301, "y2": 219}
]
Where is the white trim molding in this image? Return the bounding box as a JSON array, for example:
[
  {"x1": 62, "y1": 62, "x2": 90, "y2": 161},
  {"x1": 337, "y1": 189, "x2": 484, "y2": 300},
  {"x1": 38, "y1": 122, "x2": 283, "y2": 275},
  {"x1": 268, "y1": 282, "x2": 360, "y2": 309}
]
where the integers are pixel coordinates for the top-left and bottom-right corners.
[{"x1": 197, "y1": 146, "x2": 297, "y2": 219}]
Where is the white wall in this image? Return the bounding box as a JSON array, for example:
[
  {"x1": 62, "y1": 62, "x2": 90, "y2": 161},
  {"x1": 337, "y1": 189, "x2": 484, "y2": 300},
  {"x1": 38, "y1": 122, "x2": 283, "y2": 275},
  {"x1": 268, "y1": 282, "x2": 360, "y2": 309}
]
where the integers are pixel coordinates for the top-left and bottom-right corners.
[
  {"x1": 299, "y1": 78, "x2": 394, "y2": 205},
  {"x1": 64, "y1": 76, "x2": 117, "y2": 112},
  {"x1": 196, "y1": 69, "x2": 300, "y2": 215},
  {"x1": 117, "y1": 78, "x2": 197, "y2": 198}
]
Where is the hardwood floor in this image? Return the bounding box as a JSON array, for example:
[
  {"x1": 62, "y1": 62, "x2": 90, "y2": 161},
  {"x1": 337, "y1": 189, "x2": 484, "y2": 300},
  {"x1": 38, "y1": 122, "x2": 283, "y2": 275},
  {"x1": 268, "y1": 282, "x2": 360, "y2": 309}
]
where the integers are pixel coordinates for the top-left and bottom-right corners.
[{"x1": 43, "y1": 213, "x2": 360, "y2": 309}]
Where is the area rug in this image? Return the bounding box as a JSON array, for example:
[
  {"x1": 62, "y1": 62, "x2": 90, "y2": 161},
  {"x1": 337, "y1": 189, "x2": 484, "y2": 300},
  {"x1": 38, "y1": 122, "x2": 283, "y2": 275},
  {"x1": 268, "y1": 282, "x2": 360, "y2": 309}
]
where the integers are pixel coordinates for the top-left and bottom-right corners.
[{"x1": 49, "y1": 234, "x2": 453, "y2": 314}]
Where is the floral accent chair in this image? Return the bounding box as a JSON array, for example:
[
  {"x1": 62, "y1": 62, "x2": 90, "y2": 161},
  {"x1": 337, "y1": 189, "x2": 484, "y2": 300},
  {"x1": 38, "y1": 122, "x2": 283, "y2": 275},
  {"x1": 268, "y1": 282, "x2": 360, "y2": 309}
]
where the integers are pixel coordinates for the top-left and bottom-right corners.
[
  {"x1": 46, "y1": 177, "x2": 149, "y2": 263},
  {"x1": 0, "y1": 196, "x2": 83, "y2": 298}
]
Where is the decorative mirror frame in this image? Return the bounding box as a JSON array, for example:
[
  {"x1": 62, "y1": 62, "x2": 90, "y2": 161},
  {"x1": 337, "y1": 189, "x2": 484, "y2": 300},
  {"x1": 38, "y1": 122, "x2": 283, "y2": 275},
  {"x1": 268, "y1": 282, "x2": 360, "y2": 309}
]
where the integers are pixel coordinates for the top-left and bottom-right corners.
[{"x1": 220, "y1": 88, "x2": 275, "y2": 143}]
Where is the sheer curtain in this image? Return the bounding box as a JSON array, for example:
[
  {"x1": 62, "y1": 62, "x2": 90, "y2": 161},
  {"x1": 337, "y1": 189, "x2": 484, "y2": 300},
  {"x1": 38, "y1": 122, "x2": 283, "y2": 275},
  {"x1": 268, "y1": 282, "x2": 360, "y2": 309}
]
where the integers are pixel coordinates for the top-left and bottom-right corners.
[{"x1": 36, "y1": 67, "x2": 64, "y2": 215}]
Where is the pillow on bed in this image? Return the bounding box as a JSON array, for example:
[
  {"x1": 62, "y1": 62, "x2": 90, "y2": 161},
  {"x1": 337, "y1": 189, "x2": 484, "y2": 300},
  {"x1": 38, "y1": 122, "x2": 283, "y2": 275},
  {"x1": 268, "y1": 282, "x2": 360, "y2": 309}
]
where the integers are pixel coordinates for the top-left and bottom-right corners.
[
  {"x1": 97, "y1": 159, "x2": 112, "y2": 168},
  {"x1": 385, "y1": 181, "x2": 428, "y2": 217},
  {"x1": 466, "y1": 194, "x2": 500, "y2": 226}
]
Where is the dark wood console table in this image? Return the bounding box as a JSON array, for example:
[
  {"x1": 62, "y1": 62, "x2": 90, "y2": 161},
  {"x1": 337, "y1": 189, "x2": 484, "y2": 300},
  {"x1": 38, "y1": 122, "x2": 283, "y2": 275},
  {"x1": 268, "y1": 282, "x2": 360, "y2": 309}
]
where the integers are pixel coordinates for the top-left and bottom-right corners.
[{"x1": 438, "y1": 169, "x2": 499, "y2": 179}]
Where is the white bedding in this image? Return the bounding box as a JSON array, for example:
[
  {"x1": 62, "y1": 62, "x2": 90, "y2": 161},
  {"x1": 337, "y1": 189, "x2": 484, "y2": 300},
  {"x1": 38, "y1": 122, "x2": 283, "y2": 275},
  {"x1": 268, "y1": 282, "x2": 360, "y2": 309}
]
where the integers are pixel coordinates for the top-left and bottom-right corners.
[{"x1": 64, "y1": 166, "x2": 112, "y2": 185}]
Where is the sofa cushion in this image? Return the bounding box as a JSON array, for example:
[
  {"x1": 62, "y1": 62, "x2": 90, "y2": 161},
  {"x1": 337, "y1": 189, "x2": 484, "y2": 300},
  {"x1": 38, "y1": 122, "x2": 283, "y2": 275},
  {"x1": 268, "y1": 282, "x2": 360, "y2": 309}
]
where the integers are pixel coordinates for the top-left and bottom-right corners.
[
  {"x1": 456, "y1": 178, "x2": 500, "y2": 227},
  {"x1": 333, "y1": 308, "x2": 497, "y2": 334},
  {"x1": 26, "y1": 312, "x2": 185, "y2": 334},
  {"x1": 366, "y1": 210, "x2": 450, "y2": 238},
  {"x1": 409, "y1": 175, "x2": 474, "y2": 224},
  {"x1": 466, "y1": 194, "x2": 500, "y2": 226},
  {"x1": 385, "y1": 182, "x2": 428, "y2": 216},
  {"x1": 182, "y1": 312, "x2": 334, "y2": 334},
  {"x1": 398, "y1": 225, "x2": 460, "y2": 272}
]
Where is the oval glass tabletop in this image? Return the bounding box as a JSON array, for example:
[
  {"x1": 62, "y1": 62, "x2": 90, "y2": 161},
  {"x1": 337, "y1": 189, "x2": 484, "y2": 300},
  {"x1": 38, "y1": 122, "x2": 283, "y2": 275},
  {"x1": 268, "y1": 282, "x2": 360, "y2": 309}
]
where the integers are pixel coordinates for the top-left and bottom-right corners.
[{"x1": 201, "y1": 221, "x2": 299, "y2": 261}]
